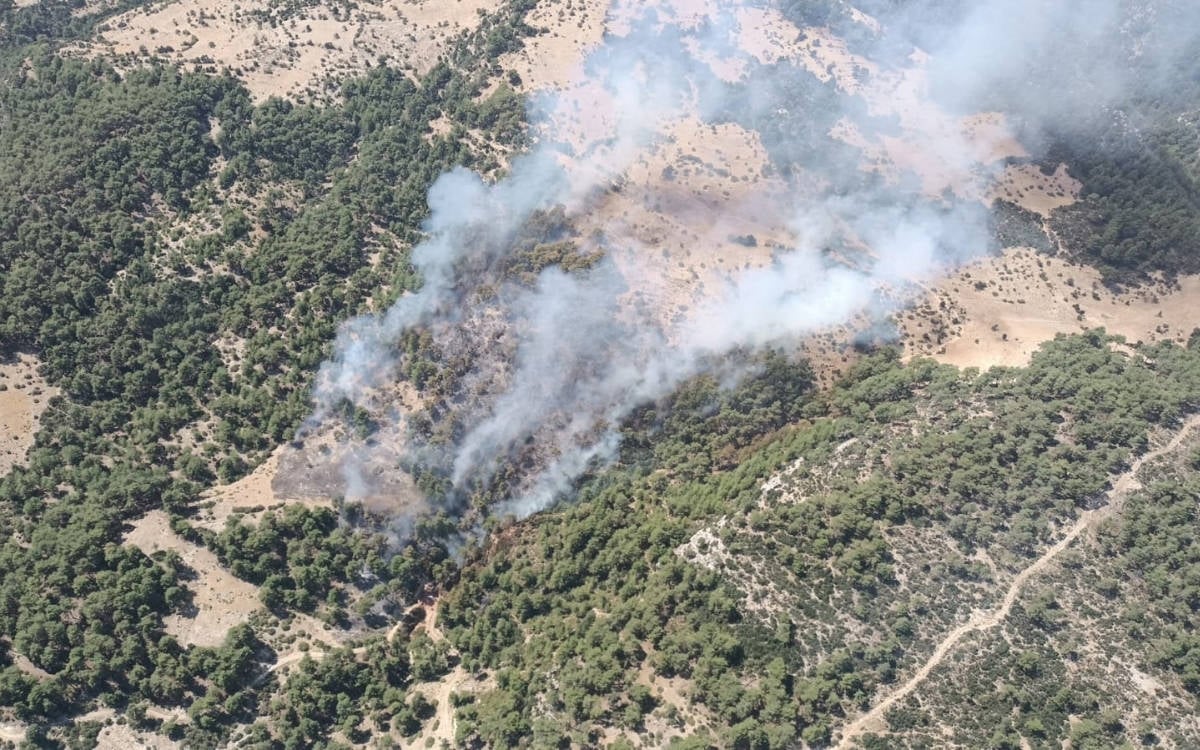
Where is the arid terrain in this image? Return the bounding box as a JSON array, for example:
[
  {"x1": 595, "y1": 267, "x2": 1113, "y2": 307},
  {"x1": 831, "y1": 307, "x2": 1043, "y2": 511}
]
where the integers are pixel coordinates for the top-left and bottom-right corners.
[
  {"x1": 69, "y1": 0, "x2": 1197, "y2": 658},
  {"x1": 900, "y1": 247, "x2": 1200, "y2": 369},
  {"x1": 87, "y1": 0, "x2": 507, "y2": 100},
  {"x1": 0, "y1": 354, "x2": 58, "y2": 476}
]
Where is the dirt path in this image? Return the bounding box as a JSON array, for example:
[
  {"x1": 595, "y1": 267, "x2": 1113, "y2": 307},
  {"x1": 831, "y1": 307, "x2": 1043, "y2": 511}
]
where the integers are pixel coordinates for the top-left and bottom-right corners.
[
  {"x1": 258, "y1": 599, "x2": 431, "y2": 687},
  {"x1": 836, "y1": 415, "x2": 1200, "y2": 748},
  {"x1": 248, "y1": 599, "x2": 469, "y2": 748}
]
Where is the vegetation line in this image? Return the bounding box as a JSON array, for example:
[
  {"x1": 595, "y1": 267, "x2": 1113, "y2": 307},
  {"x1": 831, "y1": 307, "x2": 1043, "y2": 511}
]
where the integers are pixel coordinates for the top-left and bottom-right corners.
[{"x1": 835, "y1": 413, "x2": 1200, "y2": 748}]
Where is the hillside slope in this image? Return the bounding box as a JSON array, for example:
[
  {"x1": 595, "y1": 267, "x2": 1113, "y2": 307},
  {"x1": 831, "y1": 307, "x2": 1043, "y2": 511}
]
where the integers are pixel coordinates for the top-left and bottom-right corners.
[{"x1": 0, "y1": 0, "x2": 1199, "y2": 748}]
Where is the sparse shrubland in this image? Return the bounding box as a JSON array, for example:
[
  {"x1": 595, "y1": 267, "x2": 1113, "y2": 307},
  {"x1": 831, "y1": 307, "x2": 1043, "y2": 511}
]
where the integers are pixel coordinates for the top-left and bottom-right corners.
[
  {"x1": 433, "y1": 332, "x2": 1200, "y2": 748},
  {"x1": 0, "y1": 1, "x2": 537, "y2": 742}
]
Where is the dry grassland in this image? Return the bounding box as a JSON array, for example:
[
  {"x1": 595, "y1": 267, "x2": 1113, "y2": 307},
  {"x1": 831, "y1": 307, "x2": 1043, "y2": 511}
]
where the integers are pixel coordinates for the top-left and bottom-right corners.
[
  {"x1": 899, "y1": 247, "x2": 1200, "y2": 369},
  {"x1": 90, "y1": 0, "x2": 504, "y2": 101},
  {"x1": 0, "y1": 353, "x2": 59, "y2": 477}
]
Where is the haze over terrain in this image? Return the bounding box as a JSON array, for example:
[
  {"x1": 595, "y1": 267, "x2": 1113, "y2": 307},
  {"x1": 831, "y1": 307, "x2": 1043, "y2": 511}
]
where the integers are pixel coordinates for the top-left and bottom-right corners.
[
  {"x1": 1, "y1": 0, "x2": 1200, "y2": 748},
  {"x1": 312, "y1": 0, "x2": 1200, "y2": 529}
]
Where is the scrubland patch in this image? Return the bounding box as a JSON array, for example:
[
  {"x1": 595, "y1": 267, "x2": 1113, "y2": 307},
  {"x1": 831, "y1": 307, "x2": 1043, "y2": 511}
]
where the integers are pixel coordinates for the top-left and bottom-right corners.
[
  {"x1": 524, "y1": 0, "x2": 1037, "y2": 357},
  {"x1": 578, "y1": 117, "x2": 792, "y2": 331},
  {"x1": 989, "y1": 162, "x2": 1082, "y2": 216},
  {"x1": 498, "y1": 0, "x2": 608, "y2": 92},
  {"x1": 677, "y1": 522, "x2": 802, "y2": 627}
]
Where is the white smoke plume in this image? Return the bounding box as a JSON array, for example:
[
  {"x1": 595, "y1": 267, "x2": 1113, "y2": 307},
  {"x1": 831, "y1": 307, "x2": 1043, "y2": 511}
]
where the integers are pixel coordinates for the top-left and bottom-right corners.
[{"x1": 308, "y1": 0, "x2": 1200, "y2": 533}]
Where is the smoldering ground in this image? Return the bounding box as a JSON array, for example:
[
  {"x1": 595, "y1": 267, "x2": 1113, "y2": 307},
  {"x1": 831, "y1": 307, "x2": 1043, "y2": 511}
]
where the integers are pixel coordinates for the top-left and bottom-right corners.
[{"x1": 303, "y1": 0, "x2": 1200, "y2": 541}]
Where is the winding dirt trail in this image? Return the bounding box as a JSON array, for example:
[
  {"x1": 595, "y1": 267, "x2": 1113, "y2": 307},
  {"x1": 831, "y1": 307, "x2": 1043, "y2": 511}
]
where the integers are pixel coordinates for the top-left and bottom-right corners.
[{"x1": 836, "y1": 415, "x2": 1200, "y2": 749}]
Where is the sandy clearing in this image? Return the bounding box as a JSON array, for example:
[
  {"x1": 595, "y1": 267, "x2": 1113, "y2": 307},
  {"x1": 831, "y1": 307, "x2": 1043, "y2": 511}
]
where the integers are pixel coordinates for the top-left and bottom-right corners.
[
  {"x1": 258, "y1": 647, "x2": 327, "y2": 685},
  {"x1": 899, "y1": 247, "x2": 1200, "y2": 370},
  {"x1": 95, "y1": 722, "x2": 181, "y2": 750},
  {"x1": 197, "y1": 327, "x2": 430, "y2": 535},
  {"x1": 848, "y1": 59, "x2": 1027, "y2": 198},
  {"x1": 85, "y1": 0, "x2": 1041, "y2": 362},
  {"x1": 401, "y1": 664, "x2": 493, "y2": 749},
  {"x1": 199, "y1": 377, "x2": 424, "y2": 531},
  {"x1": 764, "y1": 29, "x2": 1030, "y2": 201},
  {"x1": 125, "y1": 510, "x2": 261, "y2": 648},
  {"x1": 735, "y1": 5, "x2": 809, "y2": 68},
  {"x1": 90, "y1": 0, "x2": 503, "y2": 101},
  {"x1": 78, "y1": 707, "x2": 117, "y2": 724},
  {"x1": 0, "y1": 722, "x2": 26, "y2": 743},
  {"x1": 607, "y1": 0, "x2": 721, "y2": 36},
  {"x1": 273, "y1": 424, "x2": 424, "y2": 517},
  {"x1": 848, "y1": 7, "x2": 881, "y2": 34},
  {"x1": 491, "y1": 4, "x2": 810, "y2": 338},
  {"x1": 397, "y1": 598, "x2": 491, "y2": 748},
  {"x1": 784, "y1": 24, "x2": 875, "y2": 95},
  {"x1": 12, "y1": 653, "x2": 51, "y2": 681},
  {"x1": 525, "y1": 1, "x2": 1035, "y2": 344},
  {"x1": 836, "y1": 415, "x2": 1200, "y2": 748},
  {"x1": 363, "y1": 599, "x2": 479, "y2": 747},
  {"x1": 0, "y1": 353, "x2": 60, "y2": 477},
  {"x1": 520, "y1": 2, "x2": 1043, "y2": 383},
  {"x1": 289, "y1": 611, "x2": 345, "y2": 649},
  {"x1": 196, "y1": 451, "x2": 286, "y2": 532},
  {"x1": 1127, "y1": 662, "x2": 1167, "y2": 696}
]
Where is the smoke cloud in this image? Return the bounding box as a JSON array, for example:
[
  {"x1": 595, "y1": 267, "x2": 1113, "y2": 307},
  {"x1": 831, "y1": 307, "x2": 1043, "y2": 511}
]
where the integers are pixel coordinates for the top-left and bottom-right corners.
[{"x1": 307, "y1": 0, "x2": 1200, "y2": 535}]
